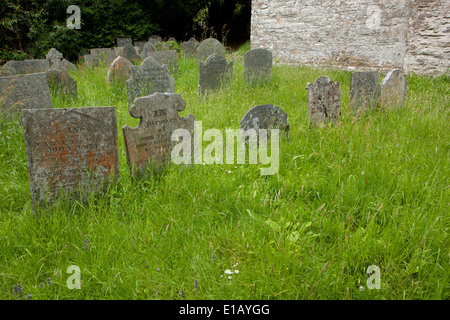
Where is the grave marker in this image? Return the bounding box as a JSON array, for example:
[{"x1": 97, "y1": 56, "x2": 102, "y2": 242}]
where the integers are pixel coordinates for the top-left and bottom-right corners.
[
  {"x1": 182, "y1": 38, "x2": 200, "y2": 57},
  {"x1": 349, "y1": 71, "x2": 380, "y2": 112},
  {"x1": 150, "y1": 50, "x2": 178, "y2": 74},
  {"x1": 46, "y1": 69, "x2": 78, "y2": 99},
  {"x1": 198, "y1": 54, "x2": 233, "y2": 95},
  {"x1": 121, "y1": 44, "x2": 140, "y2": 63},
  {"x1": 240, "y1": 104, "x2": 289, "y2": 139},
  {"x1": 117, "y1": 37, "x2": 132, "y2": 47},
  {"x1": 1, "y1": 59, "x2": 50, "y2": 76},
  {"x1": 243, "y1": 48, "x2": 272, "y2": 84},
  {"x1": 197, "y1": 38, "x2": 226, "y2": 62},
  {"x1": 140, "y1": 42, "x2": 157, "y2": 59},
  {"x1": 380, "y1": 69, "x2": 407, "y2": 108},
  {"x1": 46, "y1": 48, "x2": 63, "y2": 68},
  {"x1": 306, "y1": 76, "x2": 341, "y2": 127},
  {"x1": 107, "y1": 56, "x2": 133, "y2": 84}
]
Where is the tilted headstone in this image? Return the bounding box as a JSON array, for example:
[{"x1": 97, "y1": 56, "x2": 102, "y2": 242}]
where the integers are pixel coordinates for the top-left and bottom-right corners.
[
  {"x1": 306, "y1": 76, "x2": 341, "y2": 127},
  {"x1": 0, "y1": 73, "x2": 53, "y2": 116},
  {"x1": 134, "y1": 41, "x2": 147, "y2": 50},
  {"x1": 196, "y1": 38, "x2": 226, "y2": 62},
  {"x1": 182, "y1": 38, "x2": 200, "y2": 57},
  {"x1": 114, "y1": 47, "x2": 124, "y2": 57},
  {"x1": 89, "y1": 48, "x2": 116, "y2": 67},
  {"x1": 244, "y1": 48, "x2": 273, "y2": 84},
  {"x1": 52, "y1": 59, "x2": 77, "y2": 73},
  {"x1": 121, "y1": 44, "x2": 140, "y2": 63},
  {"x1": 198, "y1": 54, "x2": 233, "y2": 95},
  {"x1": 46, "y1": 69, "x2": 77, "y2": 99},
  {"x1": 150, "y1": 50, "x2": 178, "y2": 74},
  {"x1": 126, "y1": 56, "x2": 175, "y2": 105},
  {"x1": 140, "y1": 42, "x2": 157, "y2": 59},
  {"x1": 240, "y1": 104, "x2": 289, "y2": 139},
  {"x1": 380, "y1": 69, "x2": 407, "y2": 108},
  {"x1": 349, "y1": 71, "x2": 380, "y2": 112},
  {"x1": 21, "y1": 107, "x2": 119, "y2": 210},
  {"x1": 148, "y1": 35, "x2": 162, "y2": 46},
  {"x1": 117, "y1": 37, "x2": 132, "y2": 47},
  {"x1": 123, "y1": 93, "x2": 195, "y2": 175},
  {"x1": 1, "y1": 59, "x2": 50, "y2": 76},
  {"x1": 107, "y1": 56, "x2": 133, "y2": 84},
  {"x1": 46, "y1": 48, "x2": 63, "y2": 68}
]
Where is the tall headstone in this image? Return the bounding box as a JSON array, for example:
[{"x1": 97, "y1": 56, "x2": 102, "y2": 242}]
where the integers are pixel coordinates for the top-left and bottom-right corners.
[
  {"x1": 140, "y1": 42, "x2": 157, "y2": 59},
  {"x1": 349, "y1": 71, "x2": 380, "y2": 112},
  {"x1": 121, "y1": 44, "x2": 140, "y2": 63},
  {"x1": 196, "y1": 38, "x2": 226, "y2": 62},
  {"x1": 107, "y1": 56, "x2": 133, "y2": 84},
  {"x1": 306, "y1": 76, "x2": 341, "y2": 127},
  {"x1": 117, "y1": 37, "x2": 132, "y2": 47},
  {"x1": 150, "y1": 50, "x2": 178, "y2": 74},
  {"x1": 1, "y1": 60, "x2": 50, "y2": 76},
  {"x1": 126, "y1": 56, "x2": 175, "y2": 105},
  {"x1": 123, "y1": 93, "x2": 195, "y2": 175},
  {"x1": 380, "y1": 69, "x2": 407, "y2": 108},
  {"x1": 46, "y1": 69, "x2": 77, "y2": 100},
  {"x1": 182, "y1": 38, "x2": 200, "y2": 57},
  {"x1": 21, "y1": 107, "x2": 119, "y2": 210},
  {"x1": 0, "y1": 73, "x2": 53, "y2": 116},
  {"x1": 244, "y1": 49, "x2": 273, "y2": 84},
  {"x1": 198, "y1": 54, "x2": 233, "y2": 95},
  {"x1": 240, "y1": 104, "x2": 289, "y2": 139}
]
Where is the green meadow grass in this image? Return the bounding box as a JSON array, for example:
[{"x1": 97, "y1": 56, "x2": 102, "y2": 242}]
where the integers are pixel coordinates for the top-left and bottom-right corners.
[{"x1": 0, "y1": 45, "x2": 448, "y2": 300}]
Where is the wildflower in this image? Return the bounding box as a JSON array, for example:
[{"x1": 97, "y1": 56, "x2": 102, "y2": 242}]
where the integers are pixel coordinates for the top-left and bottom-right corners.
[
  {"x1": 13, "y1": 284, "x2": 23, "y2": 296},
  {"x1": 46, "y1": 277, "x2": 51, "y2": 286},
  {"x1": 211, "y1": 251, "x2": 215, "y2": 263},
  {"x1": 39, "y1": 283, "x2": 44, "y2": 288},
  {"x1": 25, "y1": 294, "x2": 32, "y2": 300},
  {"x1": 224, "y1": 269, "x2": 233, "y2": 275},
  {"x1": 180, "y1": 290, "x2": 185, "y2": 300},
  {"x1": 83, "y1": 239, "x2": 89, "y2": 251},
  {"x1": 194, "y1": 279, "x2": 199, "y2": 289},
  {"x1": 157, "y1": 268, "x2": 160, "y2": 271},
  {"x1": 228, "y1": 276, "x2": 232, "y2": 280},
  {"x1": 359, "y1": 286, "x2": 365, "y2": 292},
  {"x1": 234, "y1": 270, "x2": 239, "y2": 274}
]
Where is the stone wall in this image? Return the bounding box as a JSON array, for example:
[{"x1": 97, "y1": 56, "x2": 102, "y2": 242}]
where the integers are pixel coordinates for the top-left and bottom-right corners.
[{"x1": 250, "y1": 0, "x2": 449, "y2": 76}]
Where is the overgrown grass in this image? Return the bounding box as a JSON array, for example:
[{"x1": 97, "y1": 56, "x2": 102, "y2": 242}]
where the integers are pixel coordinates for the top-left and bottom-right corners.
[{"x1": 0, "y1": 46, "x2": 448, "y2": 300}]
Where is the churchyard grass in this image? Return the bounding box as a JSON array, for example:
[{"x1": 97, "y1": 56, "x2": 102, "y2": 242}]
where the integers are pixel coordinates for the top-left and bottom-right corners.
[{"x1": 0, "y1": 44, "x2": 448, "y2": 300}]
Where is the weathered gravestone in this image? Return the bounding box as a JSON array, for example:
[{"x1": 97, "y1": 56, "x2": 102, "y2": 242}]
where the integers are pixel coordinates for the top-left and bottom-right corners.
[
  {"x1": 240, "y1": 104, "x2": 289, "y2": 139},
  {"x1": 148, "y1": 35, "x2": 162, "y2": 46},
  {"x1": 107, "y1": 56, "x2": 133, "y2": 84},
  {"x1": 52, "y1": 59, "x2": 77, "y2": 73},
  {"x1": 0, "y1": 73, "x2": 53, "y2": 116},
  {"x1": 198, "y1": 54, "x2": 233, "y2": 95},
  {"x1": 197, "y1": 38, "x2": 226, "y2": 62},
  {"x1": 117, "y1": 37, "x2": 132, "y2": 47},
  {"x1": 140, "y1": 42, "x2": 157, "y2": 59},
  {"x1": 46, "y1": 69, "x2": 77, "y2": 99},
  {"x1": 134, "y1": 41, "x2": 147, "y2": 50},
  {"x1": 123, "y1": 93, "x2": 195, "y2": 175},
  {"x1": 182, "y1": 38, "x2": 199, "y2": 57},
  {"x1": 83, "y1": 55, "x2": 93, "y2": 67},
  {"x1": 349, "y1": 71, "x2": 380, "y2": 112},
  {"x1": 380, "y1": 69, "x2": 407, "y2": 108},
  {"x1": 121, "y1": 44, "x2": 141, "y2": 63},
  {"x1": 126, "y1": 56, "x2": 175, "y2": 105},
  {"x1": 150, "y1": 50, "x2": 178, "y2": 74},
  {"x1": 1, "y1": 59, "x2": 50, "y2": 76},
  {"x1": 21, "y1": 107, "x2": 119, "y2": 210},
  {"x1": 306, "y1": 76, "x2": 341, "y2": 127},
  {"x1": 89, "y1": 48, "x2": 116, "y2": 67},
  {"x1": 46, "y1": 48, "x2": 63, "y2": 68},
  {"x1": 244, "y1": 48, "x2": 273, "y2": 84}
]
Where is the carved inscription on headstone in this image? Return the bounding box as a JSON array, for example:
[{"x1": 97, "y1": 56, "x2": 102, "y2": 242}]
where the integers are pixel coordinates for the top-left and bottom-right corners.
[
  {"x1": 380, "y1": 69, "x2": 407, "y2": 108},
  {"x1": 123, "y1": 93, "x2": 194, "y2": 174},
  {"x1": 240, "y1": 104, "x2": 289, "y2": 139},
  {"x1": 21, "y1": 107, "x2": 119, "y2": 209},
  {"x1": 244, "y1": 48, "x2": 272, "y2": 84},
  {"x1": 0, "y1": 73, "x2": 53, "y2": 116},
  {"x1": 126, "y1": 56, "x2": 175, "y2": 105},
  {"x1": 306, "y1": 76, "x2": 341, "y2": 127},
  {"x1": 198, "y1": 54, "x2": 233, "y2": 95},
  {"x1": 349, "y1": 71, "x2": 380, "y2": 112},
  {"x1": 196, "y1": 38, "x2": 226, "y2": 62}
]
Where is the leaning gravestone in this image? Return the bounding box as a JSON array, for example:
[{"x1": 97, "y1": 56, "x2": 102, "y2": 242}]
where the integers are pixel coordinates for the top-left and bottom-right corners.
[
  {"x1": 123, "y1": 93, "x2": 195, "y2": 175},
  {"x1": 349, "y1": 71, "x2": 380, "y2": 112},
  {"x1": 240, "y1": 104, "x2": 289, "y2": 139},
  {"x1": 52, "y1": 59, "x2": 77, "y2": 73},
  {"x1": 126, "y1": 56, "x2": 175, "y2": 105},
  {"x1": 244, "y1": 48, "x2": 273, "y2": 84},
  {"x1": 380, "y1": 69, "x2": 407, "y2": 108},
  {"x1": 46, "y1": 48, "x2": 63, "y2": 68},
  {"x1": 182, "y1": 38, "x2": 199, "y2": 57},
  {"x1": 140, "y1": 42, "x2": 157, "y2": 59},
  {"x1": 198, "y1": 54, "x2": 233, "y2": 95},
  {"x1": 197, "y1": 38, "x2": 226, "y2": 62},
  {"x1": 306, "y1": 76, "x2": 341, "y2": 127},
  {"x1": 1, "y1": 59, "x2": 50, "y2": 76},
  {"x1": 107, "y1": 56, "x2": 133, "y2": 84},
  {"x1": 121, "y1": 44, "x2": 141, "y2": 63},
  {"x1": 21, "y1": 107, "x2": 119, "y2": 210},
  {"x1": 46, "y1": 69, "x2": 77, "y2": 100},
  {"x1": 117, "y1": 37, "x2": 132, "y2": 47},
  {"x1": 0, "y1": 73, "x2": 53, "y2": 116},
  {"x1": 150, "y1": 50, "x2": 178, "y2": 74}
]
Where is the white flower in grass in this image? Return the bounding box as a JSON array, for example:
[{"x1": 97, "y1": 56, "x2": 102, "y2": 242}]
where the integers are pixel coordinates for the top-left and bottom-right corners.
[
  {"x1": 228, "y1": 276, "x2": 232, "y2": 280},
  {"x1": 224, "y1": 269, "x2": 233, "y2": 275},
  {"x1": 234, "y1": 270, "x2": 239, "y2": 274}
]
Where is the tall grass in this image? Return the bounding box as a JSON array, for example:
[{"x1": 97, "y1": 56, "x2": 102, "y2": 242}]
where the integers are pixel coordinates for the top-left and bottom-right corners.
[{"x1": 0, "y1": 46, "x2": 448, "y2": 300}]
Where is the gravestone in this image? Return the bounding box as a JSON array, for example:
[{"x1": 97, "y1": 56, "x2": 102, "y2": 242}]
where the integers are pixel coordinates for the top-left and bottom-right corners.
[
  {"x1": 349, "y1": 71, "x2": 380, "y2": 112},
  {"x1": 182, "y1": 38, "x2": 200, "y2": 57},
  {"x1": 89, "y1": 48, "x2": 116, "y2": 67},
  {"x1": 107, "y1": 56, "x2": 133, "y2": 84},
  {"x1": 46, "y1": 48, "x2": 63, "y2": 68},
  {"x1": 53, "y1": 59, "x2": 77, "y2": 73},
  {"x1": 244, "y1": 48, "x2": 273, "y2": 84},
  {"x1": 134, "y1": 41, "x2": 147, "y2": 50},
  {"x1": 306, "y1": 76, "x2": 341, "y2": 127},
  {"x1": 114, "y1": 47, "x2": 124, "y2": 57},
  {"x1": 21, "y1": 107, "x2": 119, "y2": 210},
  {"x1": 140, "y1": 42, "x2": 157, "y2": 59},
  {"x1": 150, "y1": 50, "x2": 178, "y2": 74},
  {"x1": 117, "y1": 37, "x2": 132, "y2": 47},
  {"x1": 197, "y1": 38, "x2": 226, "y2": 62},
  {"x1": 198, "y1": 54, "x2": 233, "y2": 95},
  {"x1": 46, "y1": 69, "x2": 77, "y2": 99},
  {"x1": 83, "y1": 55, "x2": 93, "y2": 67},
  {"x1": 0, "y1": 73, "x2": 53, "y2": 116},
  {"x1": 148, "y1": 35, "x2": 162, "y2": 46},
  {"x1": 380, "y1": 69, "x2": 407, "y2": 108},
  {"x1": 126, "y1": 56, "x2": 175, "y2": 105},
  {"x1": 134, "y1": 46, "x2": 141, "y2": 55},
  {"x1": 123, "y1": 93, "x2": 195, "y2": 175},
  {"x1": 240, "y1": 104, "x2": 289, "y2": 139},
  {"x1": 1, "y1": 59, "x2": 50, "y2": 76},
  {"x1": 121, "y1": 44, "x2": 141, "y2": 63}
]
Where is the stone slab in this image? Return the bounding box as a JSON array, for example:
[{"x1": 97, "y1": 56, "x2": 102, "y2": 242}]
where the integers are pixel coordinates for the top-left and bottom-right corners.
[
  {"x1": 244, "y1": 48, "x2": 273, "y2": 84},
  {"x1": 46, "y1": 69, "x2": 77, "y2": 99},
  {"x1": 306, "y1": 76, "x2": 341, "y2": 127},
  {"x1": 240, "y1": 104, "x2": 289, "y2": 139},
  {"x1": 380, "y1": 69, "x2": 407, "y2": 107},
  {"x1": 349, "y1": 71, "x2": 380, "y2": 112},
  {"x1": 198, "y1": 54, "x2": 233, "y2": 95},
  {"x1": 1, "y1": 59, "x2": 50, "y2": 76},
  {"x1": 197, "y1": 38, "x2": 226, "y2": 62}
]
